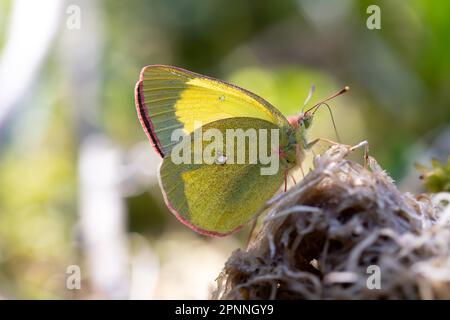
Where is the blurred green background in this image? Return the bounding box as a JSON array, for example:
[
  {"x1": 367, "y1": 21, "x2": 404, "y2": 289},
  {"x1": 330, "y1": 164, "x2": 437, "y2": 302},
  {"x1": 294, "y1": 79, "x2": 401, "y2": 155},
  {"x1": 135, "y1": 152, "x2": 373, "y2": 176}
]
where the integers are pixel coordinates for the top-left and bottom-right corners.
[{"x1": 0, "y1": 0, "x2": 449, "y2": 299}]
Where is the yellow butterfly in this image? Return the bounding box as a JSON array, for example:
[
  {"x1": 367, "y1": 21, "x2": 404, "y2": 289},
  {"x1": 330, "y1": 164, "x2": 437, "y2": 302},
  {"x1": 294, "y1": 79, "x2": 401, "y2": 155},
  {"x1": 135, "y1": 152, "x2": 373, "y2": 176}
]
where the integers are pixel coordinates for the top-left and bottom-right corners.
[{"x1": 135, "y1": 65, "x2": 347, "y2": 236}]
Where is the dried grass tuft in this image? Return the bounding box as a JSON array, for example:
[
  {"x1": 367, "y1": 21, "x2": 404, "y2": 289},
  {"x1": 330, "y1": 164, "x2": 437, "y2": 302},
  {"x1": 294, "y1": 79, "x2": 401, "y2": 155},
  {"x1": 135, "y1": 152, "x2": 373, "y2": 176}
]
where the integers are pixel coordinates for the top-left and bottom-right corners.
[{"x1": 213, "y1": 143, "x2": 450, "y2": 299}]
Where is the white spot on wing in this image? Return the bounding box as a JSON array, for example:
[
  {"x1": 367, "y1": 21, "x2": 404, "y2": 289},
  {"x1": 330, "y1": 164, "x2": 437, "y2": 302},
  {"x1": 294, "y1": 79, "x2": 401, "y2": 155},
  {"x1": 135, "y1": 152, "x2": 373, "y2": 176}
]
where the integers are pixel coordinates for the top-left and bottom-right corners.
[{"x1": 215, "y1": 151, "x2": 227, "y2": 165}]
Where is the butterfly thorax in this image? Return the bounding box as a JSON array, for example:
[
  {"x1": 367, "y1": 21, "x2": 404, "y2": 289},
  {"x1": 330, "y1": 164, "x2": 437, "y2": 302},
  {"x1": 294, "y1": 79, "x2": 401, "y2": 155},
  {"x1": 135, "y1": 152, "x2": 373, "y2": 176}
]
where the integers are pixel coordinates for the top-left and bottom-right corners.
[{"x1": 284, "y1": 112, "x2": 313, "y2": 167}]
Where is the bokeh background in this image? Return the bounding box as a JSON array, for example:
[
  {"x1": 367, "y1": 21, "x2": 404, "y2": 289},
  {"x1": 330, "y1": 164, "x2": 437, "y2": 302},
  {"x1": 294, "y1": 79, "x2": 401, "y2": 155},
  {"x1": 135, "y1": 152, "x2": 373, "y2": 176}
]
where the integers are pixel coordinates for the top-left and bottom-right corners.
[{"x1": 0, "y1": 0, "x2": 449, "y2": 299}]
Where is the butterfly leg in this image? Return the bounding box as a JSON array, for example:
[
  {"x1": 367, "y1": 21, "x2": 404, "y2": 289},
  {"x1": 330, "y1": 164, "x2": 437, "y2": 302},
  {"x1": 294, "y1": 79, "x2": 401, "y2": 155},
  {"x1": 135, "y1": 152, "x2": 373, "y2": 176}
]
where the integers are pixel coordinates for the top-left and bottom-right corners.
[
  {"x1": 306, "y1": 138, "x2": 320, "y2": 150},
  {"x1": 284, "y1": 170, "x2": 288, "y2": 192},
  {"x1": 306, "y1": 137, "x2": 351, "y2": 150},
  {"x1": 349, "y1": 140, "x2": 370, "y2": 168},
  {"x1": 290, "y1": 174, "x2": 297, "y2": 185},
  {"x1": 308, "y1": 138, "x2": 370, "y2": 167},
  {"x1": 364, "y1": 144, "x2": 369, "y2": 168},
  {"x1": 363, "y1": 142, "x2": 369, "y2": 168},
  {"x1": 295, "y1": 144, "x2": 305, "y2": 179},
  {"x1": 299, "y1": 163, "x2": 305, "y2": 179}
]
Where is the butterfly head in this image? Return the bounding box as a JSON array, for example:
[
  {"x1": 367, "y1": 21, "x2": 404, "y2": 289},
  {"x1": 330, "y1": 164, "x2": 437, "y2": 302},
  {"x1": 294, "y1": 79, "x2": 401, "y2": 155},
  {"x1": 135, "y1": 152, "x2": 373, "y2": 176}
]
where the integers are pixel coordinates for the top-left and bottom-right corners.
[
  {"x1": 287, "y1": 112, "x2": 313, "y2": 131},
  {"x1": 299, "y1": 112, "x2": 313, "y2": 129}
]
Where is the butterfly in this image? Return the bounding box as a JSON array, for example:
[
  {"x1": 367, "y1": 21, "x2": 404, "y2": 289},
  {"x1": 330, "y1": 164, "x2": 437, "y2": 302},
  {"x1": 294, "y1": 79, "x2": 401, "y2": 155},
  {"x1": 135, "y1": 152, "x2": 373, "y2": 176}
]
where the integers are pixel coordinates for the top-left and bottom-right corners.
[{"x1": 135, "y1": 65, "x2": 348, "y2": 236}]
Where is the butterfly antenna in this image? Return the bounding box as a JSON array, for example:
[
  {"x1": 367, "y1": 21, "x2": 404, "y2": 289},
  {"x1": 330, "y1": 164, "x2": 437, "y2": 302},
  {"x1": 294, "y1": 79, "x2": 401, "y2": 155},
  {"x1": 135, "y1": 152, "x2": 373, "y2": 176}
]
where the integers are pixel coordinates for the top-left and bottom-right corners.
[
  {"x1": 301, "y1": 84, "x2": 316, "y2": 113},
  {"x1": 313, "y1": 103, "x2": 342, "y2": 143},
  {"x1": 305, "y1": 86, "x2": 349, "y2": 114}
]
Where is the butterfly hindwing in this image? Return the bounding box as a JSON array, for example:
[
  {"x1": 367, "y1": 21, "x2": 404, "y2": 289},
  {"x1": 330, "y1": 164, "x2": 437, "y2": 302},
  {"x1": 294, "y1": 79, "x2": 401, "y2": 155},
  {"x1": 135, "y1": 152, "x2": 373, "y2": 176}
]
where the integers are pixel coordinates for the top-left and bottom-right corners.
[{"x1": 158, "y1": 117, "x2": 287, "y2": 236}]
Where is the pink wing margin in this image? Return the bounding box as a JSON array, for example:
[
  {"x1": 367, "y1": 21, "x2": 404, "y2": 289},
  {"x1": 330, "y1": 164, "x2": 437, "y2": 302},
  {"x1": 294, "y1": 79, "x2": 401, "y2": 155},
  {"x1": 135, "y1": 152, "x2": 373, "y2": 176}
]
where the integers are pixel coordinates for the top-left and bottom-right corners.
[{"x1": 134, "y1": 72, "x2": 165, "y2": 158}]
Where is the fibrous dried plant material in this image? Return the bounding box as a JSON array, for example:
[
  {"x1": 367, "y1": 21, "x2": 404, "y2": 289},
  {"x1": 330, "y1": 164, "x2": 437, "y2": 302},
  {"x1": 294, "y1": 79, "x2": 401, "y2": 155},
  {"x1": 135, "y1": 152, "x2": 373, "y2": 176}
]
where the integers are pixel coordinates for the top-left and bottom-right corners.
[{"x1": 213, "y1": 143, "x2": 450, "y2": 300}]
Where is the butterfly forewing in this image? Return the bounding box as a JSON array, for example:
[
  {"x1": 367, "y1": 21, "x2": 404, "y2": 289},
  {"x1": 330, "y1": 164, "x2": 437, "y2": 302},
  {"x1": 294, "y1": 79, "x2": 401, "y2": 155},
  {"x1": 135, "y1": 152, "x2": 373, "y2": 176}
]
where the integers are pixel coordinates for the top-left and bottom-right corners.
[{"x1": 136, "y1": 65, "x2": 288, "y2": 157}]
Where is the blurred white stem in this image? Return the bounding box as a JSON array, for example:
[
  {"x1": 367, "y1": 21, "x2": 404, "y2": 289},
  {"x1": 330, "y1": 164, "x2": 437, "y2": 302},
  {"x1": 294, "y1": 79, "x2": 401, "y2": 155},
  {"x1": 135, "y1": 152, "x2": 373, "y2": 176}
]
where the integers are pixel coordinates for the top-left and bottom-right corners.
[
  {"x1": 0, "y1": 0, "x2": 62, "y2": 127},
  {"x1": 79, "y1": 136, "x2": 129, "y2": 298}
]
